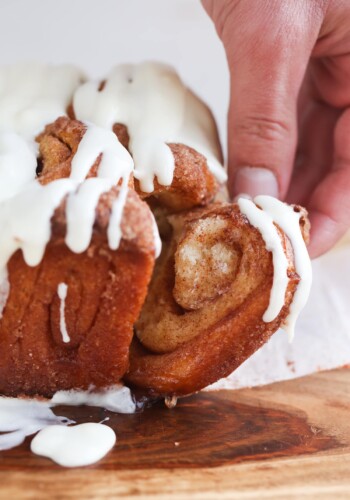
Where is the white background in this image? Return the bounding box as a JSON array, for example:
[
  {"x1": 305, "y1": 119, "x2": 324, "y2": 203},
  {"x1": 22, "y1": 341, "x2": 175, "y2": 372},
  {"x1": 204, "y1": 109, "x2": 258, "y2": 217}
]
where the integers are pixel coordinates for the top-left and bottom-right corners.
[
  {"x1": 0, "y1": 0, "x2": 349, "y2": 388},
  {"x1": 0, "y1": 0, "x2": 229, "y2": 148}
]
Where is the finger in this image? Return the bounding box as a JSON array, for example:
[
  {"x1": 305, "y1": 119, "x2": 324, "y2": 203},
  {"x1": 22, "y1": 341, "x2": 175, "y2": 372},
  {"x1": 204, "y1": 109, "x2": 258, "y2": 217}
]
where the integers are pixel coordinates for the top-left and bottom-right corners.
[
  {"x1": 311, "y1": 55, "x2": 350, "y2": 108},
  {"x1": 307, "y1": 107, "x2": 350, "y2": 257},
  {"x1": 220, "y1": 2, "x2": 322, "y2": 199},
  {"x1": 287, "y1": 97, "x2": 339, "y2": 205}
]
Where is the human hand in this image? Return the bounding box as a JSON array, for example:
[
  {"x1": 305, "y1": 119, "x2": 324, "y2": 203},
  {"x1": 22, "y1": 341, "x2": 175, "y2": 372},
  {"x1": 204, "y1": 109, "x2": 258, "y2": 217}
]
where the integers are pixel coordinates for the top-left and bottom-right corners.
[{"x1": 202, "y1": 0, "x2": 350, "y2": 257}]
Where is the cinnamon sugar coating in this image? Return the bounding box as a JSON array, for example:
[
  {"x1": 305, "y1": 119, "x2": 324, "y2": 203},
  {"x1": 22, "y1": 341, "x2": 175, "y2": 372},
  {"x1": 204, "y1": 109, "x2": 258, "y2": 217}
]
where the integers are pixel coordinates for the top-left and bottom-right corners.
[
  {"x1": 125, "y1": 203, "x2": 309, "y2": 397},
  {"x1": 135, "y1": 143, "x2": 218, "y2": 211}
]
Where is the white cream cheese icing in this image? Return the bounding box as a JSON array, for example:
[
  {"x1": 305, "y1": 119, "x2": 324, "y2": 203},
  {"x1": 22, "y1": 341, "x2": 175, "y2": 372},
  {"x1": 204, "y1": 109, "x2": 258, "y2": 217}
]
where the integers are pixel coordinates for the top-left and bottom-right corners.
[
  {"x1": 0, "y1": 276, "x2": 9, "y2": 319},
  {"x1": 0, "y1": 397, "x2": 73, "y2": 451},
  {"x1": 150, "y1": 212, "x2": 162, "y2": 258},
  {"x1": 0, "y1": 178, "x2": 75, "y2": 283},
  {"x1": 57, "y1": 282, "x2": 70, "y2": 343},
  {"x1": 70, "y1": 122, "x2": 133, "y2": 183},
  {"x1": 254, "y1": 196, "x2": 312, "y2": 338},
  {"x1": 73, "y1": 62, "x2": 226, "y2": 192},
  {"x1": 66, "y1": 122, "x2": 134, "y2": 252},
  {"x1": 0, "y1": 383, "x2": 135, "y2": 461},
  {"x1": 107, "y1": 180, "x2": 129, "y2": 250},
  {"x1": 238, "y1": 195, "x2": 312, "y2": 340},
  {"x1": 0, "y1": 132, "x2": 37, "y2": 202},
  {"x1": 50, "y1": 384, "x2": 136, "y2": 413},
  {"x1": 65, "y1": 177, "x2": 115, "y2": 253},
  {"x1": 0, "y1": 63, "x2": 83, "y2": 142},
  {"x1": 238, "y1": 197, "x2": 290, "y2": 322},
  {"x1": 31, "y1": 423, "x2": 116, "y2": 467}
]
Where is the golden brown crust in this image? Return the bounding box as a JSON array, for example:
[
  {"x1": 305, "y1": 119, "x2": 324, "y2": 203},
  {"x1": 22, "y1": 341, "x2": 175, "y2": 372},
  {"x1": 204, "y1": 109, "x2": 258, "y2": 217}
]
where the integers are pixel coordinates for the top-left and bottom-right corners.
[
  {"x1": 135, "y1": 144, "x2": 219, "y2": 212},
  {"x1": 126, "y1": 280, "x2": 296, "y2": 397},
  {"x1": 0, "y1": 187, "x2": 156, "y2": 397},
  {"x1": 112, "y1": 123, "x2": 130, "y2": 150},
  {"x1": 36, "y1": 116, "x2": 87, "y2": 183},
  {"x1": 125, "y1": 203, "x2": 306, "y2": 397}
]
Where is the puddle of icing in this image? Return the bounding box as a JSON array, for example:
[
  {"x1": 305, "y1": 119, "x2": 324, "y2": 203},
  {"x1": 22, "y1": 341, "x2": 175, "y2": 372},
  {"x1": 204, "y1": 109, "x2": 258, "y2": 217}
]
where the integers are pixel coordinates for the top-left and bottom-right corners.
[
  {"x1": 51, "y1": 384, "x2": 136, "y2": 413},
  {"x1": 30, "y1": 423, "x2": 116, "y2": 467},
  {"x1": 0, "y1": 384, "x2": 135, "y2": 463}
]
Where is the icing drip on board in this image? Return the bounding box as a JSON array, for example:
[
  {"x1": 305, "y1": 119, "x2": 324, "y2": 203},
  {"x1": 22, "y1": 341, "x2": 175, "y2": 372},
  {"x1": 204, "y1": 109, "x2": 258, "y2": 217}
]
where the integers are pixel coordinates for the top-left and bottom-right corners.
[
  {"x1": 0, "y1": 384, "x2": 135, "y2": 457},
  {"x1": 50, "y1": 384, "x2": 136, "y2": 413},
  {"x1": 0, "y1": 397, "x2": 73, "y2": 451},
  {"x1": 31, "y1": 423, "x2": 116, "y2": 468},
  {"x1": 73, "y1": 62, "x2": 226, "y2": 192},
  {"x1": 238, "y1": 195, "x2": 312, "y2": 340}
]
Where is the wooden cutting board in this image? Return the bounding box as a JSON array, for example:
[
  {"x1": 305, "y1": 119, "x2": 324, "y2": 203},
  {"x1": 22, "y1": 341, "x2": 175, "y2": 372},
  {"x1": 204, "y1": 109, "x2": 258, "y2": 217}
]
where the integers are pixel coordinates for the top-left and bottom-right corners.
[{"x1": 0, "y1": 367, "x2": 349, "y2": 499}]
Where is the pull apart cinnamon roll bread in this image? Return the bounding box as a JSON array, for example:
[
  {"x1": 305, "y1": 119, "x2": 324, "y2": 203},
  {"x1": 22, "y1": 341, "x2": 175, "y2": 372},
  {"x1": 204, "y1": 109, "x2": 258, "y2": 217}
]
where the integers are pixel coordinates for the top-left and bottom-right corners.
[{"x1": 0, "y1": 62, "x2": 312, "y2": 400}]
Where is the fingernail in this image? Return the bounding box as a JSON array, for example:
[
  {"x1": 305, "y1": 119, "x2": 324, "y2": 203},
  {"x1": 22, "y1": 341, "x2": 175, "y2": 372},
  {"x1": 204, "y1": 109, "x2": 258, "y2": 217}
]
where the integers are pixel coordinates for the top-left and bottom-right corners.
[{"x1": 234, "y1": 167, "x2": 279, "y2": 198}]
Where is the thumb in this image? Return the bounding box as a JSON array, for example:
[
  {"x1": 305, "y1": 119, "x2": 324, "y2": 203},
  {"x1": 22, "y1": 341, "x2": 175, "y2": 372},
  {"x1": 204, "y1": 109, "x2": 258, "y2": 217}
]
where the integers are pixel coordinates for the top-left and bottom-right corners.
[{"x1": 203, "y1": 1, "x2": 321, "y2": 199}]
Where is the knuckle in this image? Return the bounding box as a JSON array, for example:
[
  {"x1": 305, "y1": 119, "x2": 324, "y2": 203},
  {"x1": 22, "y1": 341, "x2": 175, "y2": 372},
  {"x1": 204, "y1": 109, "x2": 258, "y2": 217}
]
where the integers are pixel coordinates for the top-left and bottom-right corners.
[{"x1": 235, "y1": 115, "x2": 291, "y2": 144}]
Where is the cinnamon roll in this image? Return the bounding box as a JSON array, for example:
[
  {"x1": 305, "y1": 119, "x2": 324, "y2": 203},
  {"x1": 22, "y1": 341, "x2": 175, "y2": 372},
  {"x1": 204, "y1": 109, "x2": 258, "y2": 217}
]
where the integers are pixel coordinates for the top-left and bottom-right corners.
[{"x1": 0, "y1": 62, "x2": 312, "y2": 401}]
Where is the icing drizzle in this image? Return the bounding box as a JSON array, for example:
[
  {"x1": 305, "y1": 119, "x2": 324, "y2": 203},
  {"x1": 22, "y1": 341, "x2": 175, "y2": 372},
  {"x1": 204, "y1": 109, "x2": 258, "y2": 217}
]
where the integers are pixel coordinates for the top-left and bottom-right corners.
[
  {"x1": 255, "y1": 195, "x2": 312, "y2": 338},
  {"x1": 0, "y1": 133, "x2": 37, "y2": 202},
  {"x1": 70, "y1": 123, "x2": 133, "y2": 183},
  {"x1": 238, "y1": 197, "x2": 289, "y2": 322},
  {"x1": 238, "y1": 195, "x2": 312, "y2": 339},
  {"x1": 0, "y1": 179, "x2": 75, "y2": 282},
  {"x1": 57, "y1": 283, "x2": 70, "y2": 343}
]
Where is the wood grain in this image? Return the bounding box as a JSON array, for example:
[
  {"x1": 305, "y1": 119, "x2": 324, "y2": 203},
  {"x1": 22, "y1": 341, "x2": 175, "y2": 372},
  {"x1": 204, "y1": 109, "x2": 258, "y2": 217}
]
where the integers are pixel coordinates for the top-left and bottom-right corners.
[{"x1": 0, "y1": 368, "x2": 349, "y2": 499}]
